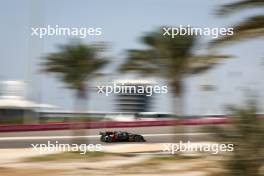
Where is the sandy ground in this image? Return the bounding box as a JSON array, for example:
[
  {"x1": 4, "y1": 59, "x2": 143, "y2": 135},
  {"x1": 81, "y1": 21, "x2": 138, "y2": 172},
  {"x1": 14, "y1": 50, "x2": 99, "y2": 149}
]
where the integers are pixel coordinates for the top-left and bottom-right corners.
[
  {"x1": 0, "y1": 142, "x2": 217, "y2": 163},
  {"x1": 0, "y1": 153, "x2": 216, "y2": 176},
  {"x1": 0, "y1": 143, "x2": 223, "y2": 176},
  {"x1": 0, "y1": 143, "x2": 262, "y2": 176}
]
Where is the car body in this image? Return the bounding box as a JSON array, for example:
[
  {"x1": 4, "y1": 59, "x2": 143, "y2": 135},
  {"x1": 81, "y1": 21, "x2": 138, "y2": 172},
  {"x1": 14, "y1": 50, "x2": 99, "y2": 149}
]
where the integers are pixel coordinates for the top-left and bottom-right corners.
[{"x1": 99, "y1": 131, "x2": 146, "y2": 142}]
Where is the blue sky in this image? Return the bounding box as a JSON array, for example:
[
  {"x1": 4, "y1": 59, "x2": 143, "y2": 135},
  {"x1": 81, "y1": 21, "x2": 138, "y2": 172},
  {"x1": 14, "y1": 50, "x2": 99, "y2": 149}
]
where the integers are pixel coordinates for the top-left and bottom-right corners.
[{"x1": 0, "y1": 0, "x2": 263, "y2": 115}]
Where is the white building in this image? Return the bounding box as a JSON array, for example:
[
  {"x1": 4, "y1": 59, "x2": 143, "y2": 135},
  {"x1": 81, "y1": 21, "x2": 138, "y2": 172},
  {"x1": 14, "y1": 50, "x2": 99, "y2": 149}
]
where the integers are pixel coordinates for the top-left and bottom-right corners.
[{"x1": 0, "y1": 81, "x2": 56, "y2": 123}]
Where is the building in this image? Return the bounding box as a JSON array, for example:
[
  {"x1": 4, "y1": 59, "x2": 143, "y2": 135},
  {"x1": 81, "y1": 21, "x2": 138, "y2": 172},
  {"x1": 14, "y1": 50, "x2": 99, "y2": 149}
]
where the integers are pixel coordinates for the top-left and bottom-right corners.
[
  {"x1": 114, "y1": 80, "x2": 154, "y2": 113},
  {"x1": 0, "y1": 81, "x2": 56, "y2": 124}
]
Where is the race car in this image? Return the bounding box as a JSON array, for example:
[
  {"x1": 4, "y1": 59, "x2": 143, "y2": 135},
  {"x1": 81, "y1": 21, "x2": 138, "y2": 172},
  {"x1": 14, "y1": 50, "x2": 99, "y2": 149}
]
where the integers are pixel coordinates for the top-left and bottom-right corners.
[{"x1": 99, "y1": 131, "x2": 146, "y2": 142}]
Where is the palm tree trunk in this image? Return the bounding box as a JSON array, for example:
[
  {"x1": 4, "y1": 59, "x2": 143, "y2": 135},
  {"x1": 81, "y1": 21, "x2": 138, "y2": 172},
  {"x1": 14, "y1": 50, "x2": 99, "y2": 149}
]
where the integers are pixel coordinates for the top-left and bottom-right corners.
[
  {"x1": 173, "y1": 93, "x2": 184, "y2": 117},
  {"x1": 71, "y1": 90, "x2": 88, "y2": 145},
  {"x1": 171, "y1": 79, "x2": 190, "y2": 143}
]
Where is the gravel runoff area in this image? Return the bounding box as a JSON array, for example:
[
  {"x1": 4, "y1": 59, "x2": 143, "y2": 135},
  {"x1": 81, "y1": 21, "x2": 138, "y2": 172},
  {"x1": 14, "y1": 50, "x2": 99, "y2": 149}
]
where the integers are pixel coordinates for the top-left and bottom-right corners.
[{"x1": 1, "y1": 142, "x2": 255, "y2": 176}]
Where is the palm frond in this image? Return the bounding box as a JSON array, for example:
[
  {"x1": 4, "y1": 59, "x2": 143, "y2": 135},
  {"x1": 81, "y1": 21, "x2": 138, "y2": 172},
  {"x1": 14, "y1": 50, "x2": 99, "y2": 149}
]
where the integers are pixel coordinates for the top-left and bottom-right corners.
[
  {"x1": 41, "y1": 42, "x2": 109, "y2": 91},
  {"x1": 187, "y1": 54, "x2": 233, "y2": 74},
  {"x1": 119, "y1": 27, "x2": 227, "y2": 80},
  {"x1": 119, "y1": 49, "x2": 160, "y2": 76},
  {"x1": 217, "y1": 0, "x2": 264, "y2": 16},
  {"x1": 210, "y1": 15, "x2": 264, "y2": 46}
]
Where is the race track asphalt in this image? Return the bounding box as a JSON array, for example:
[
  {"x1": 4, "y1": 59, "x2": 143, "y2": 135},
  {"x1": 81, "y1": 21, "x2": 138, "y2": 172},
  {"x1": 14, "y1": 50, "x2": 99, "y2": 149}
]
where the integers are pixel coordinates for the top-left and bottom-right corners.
[{"x1": 0, "y1": 126, "x2": 213, "y2": 148}]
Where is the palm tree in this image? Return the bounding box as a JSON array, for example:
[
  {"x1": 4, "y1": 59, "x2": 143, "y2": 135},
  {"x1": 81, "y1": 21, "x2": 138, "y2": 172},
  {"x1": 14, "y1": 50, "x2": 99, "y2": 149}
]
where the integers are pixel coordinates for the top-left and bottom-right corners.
[
  {"x1": 41, "y1": 41, "x2": 109, "y2": 143},
  {"x1": 119, "y1": 27, "x2": 230, "y2": 139},
  {"x1": 211, "y1": 0, "x2": 264, "y2": 46}
]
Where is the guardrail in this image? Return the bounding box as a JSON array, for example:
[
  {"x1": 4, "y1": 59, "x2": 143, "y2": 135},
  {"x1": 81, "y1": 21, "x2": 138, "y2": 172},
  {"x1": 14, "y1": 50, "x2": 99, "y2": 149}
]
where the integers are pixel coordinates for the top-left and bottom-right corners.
[{"x1": 0, "y1": 118, "x2": 230, "y2": 132}]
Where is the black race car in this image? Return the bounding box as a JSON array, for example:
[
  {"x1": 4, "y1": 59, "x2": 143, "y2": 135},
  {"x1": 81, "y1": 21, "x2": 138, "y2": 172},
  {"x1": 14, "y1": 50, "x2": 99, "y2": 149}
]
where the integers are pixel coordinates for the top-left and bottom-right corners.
[{"x1": 99, "y1": 131, "x2": 146, "y2": 142}]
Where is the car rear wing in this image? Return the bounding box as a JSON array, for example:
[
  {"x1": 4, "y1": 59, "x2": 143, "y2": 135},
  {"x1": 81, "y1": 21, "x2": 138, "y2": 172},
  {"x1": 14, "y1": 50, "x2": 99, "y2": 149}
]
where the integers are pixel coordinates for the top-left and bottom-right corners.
[{"x1": 99, "y1": 131, "x2": 114, "y2": 135}]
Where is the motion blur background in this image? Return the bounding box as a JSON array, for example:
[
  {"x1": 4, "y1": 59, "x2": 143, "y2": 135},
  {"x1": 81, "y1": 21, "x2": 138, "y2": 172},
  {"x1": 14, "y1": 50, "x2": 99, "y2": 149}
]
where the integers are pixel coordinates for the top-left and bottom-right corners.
[{"x1": 0, "y1": 0, "x2": 263, "y2": 176}]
